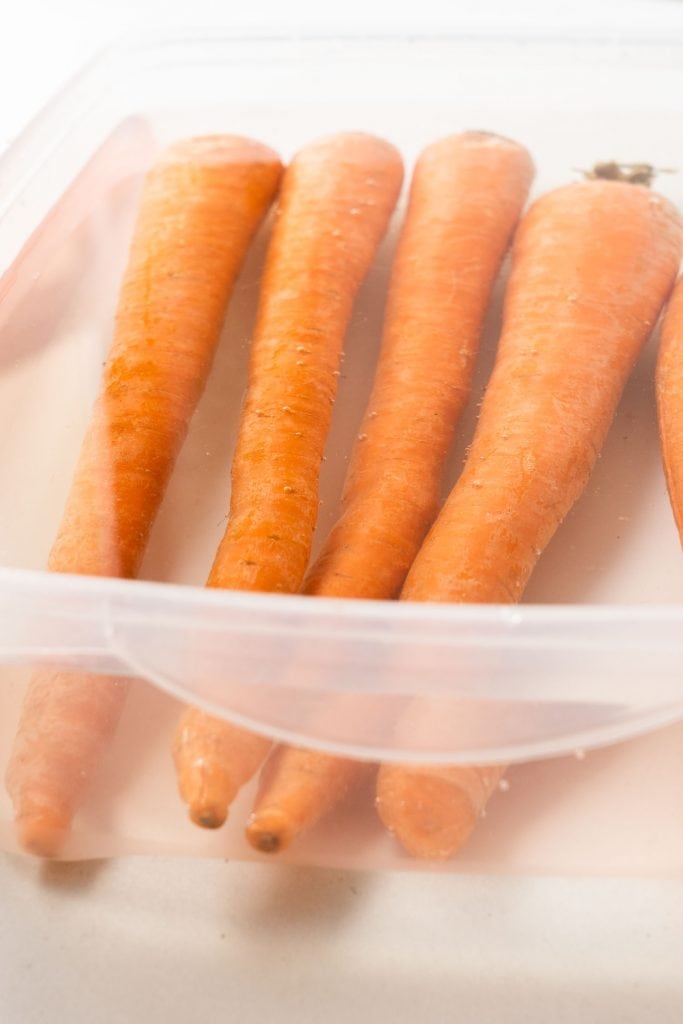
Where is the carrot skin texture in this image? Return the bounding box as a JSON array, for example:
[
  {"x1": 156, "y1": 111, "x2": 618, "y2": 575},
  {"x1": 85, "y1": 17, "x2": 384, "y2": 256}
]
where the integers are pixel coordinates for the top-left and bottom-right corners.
[
  {"x1": 246, "y1": 132, "x2": 535, "y2": 854},
  {"x1": 656, "y1": 278, "x2": 683, "y2": 542},
  {"x1": 51, "y1": 136, "x2": 283, "y2": 580},
  {"x1": 377, "y1": 179, "x2": 683, "y2": 860},
  {"x1": 305, "y1": 132, "x2": 536, "y2": 599},
  {"x1": 173, "y1": 132, "x2": 404, "y2": 829},
  {"x1": 402, "y1": 182, "x2": 682, "y2": 606},
  {"x1": 5, "y1": 136, "x2": 283, "y2": 857}
]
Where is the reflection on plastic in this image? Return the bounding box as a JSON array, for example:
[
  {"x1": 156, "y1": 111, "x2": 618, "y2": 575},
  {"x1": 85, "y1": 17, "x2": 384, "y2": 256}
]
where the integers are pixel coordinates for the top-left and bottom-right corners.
[{"x1": 0, "y1": 571, "x2": 682, "y2": 763}]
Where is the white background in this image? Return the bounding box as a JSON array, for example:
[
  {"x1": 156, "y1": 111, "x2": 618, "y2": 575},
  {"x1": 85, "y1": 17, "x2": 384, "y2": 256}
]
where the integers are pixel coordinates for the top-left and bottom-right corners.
[
  {"x1": 1, "y1": 0, "x2": 682, "y2": 153},
  {"x1": 2, "y1": 2, "x2": 683, "y2": 1022}
]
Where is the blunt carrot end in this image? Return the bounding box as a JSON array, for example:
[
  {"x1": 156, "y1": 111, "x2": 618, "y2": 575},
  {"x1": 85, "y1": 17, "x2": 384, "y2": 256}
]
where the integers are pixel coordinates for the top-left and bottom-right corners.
[
  {"x1": 376, "y1": 766, "x2": 478, "y2": 861},
  {"x1": 15, "y1": 807, "x2": 69, "y2": 860},
  {"x1": 376, "y1": 763, "x2": 507, "y2": 860}
]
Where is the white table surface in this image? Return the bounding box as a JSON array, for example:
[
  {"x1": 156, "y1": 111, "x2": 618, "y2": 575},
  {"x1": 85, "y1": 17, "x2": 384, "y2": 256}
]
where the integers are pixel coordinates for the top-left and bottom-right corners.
[{"x1": 2, "y1": 2, "x2": 683, "y2": 1022}]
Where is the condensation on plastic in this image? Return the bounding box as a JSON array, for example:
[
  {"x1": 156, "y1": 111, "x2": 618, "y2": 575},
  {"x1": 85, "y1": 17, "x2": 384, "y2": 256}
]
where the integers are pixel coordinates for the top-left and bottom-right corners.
[{"x1": 2, "y1": 31, "x2": 683, "y2": 869}]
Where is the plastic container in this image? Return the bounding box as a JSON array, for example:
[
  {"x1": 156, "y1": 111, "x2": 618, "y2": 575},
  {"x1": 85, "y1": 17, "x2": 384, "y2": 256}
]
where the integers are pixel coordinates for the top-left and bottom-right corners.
[{"x1": 2, "y1": 30, "x2": 683, "y2": 870}]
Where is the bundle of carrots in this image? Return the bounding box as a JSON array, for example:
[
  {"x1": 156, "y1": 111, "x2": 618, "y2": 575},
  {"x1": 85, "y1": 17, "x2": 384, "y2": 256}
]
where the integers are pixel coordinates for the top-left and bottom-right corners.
[{"x1": 5, "y1": 125, "x2": 683, "y2": 863}]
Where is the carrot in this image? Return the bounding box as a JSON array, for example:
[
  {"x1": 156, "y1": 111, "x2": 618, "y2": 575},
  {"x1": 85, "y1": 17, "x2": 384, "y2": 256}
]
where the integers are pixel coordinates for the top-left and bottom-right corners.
[
  {"x1": 245, "y1": 131, "x2": 535, "y2": 854},
  {"x1": 376, "y1": 175, "x2": 683, "y2": 860},
  {"x1": 247, "y1": 745, "x2": 377, "y2": 852},
  {"x1": 172, "y1": 132, "x2": 404, "y2": 829},
  {"x1": 656, "y1": 276, "x2": 683, "y2": 540},
  {"x1": 5, "y1": 135, "x2": 283, "y2": 857}
]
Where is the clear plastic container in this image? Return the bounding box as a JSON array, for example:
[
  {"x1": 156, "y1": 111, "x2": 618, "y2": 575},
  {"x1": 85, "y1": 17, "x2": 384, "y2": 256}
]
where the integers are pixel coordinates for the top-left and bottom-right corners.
[{"x1": 2, "y1": 30, "x2": 683, "y2": 870}]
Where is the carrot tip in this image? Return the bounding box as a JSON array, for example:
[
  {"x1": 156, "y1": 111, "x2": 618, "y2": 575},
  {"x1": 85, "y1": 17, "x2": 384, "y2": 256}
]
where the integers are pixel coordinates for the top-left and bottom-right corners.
[
  {"x1": 189, "y1": 806, "x2": 227, "y2": 830},
  {"x1": 245, "y1": 808, "x2": 293, "y2": 854},
  {"x1": 252, "y1": 831, "x2": 282, "y2": 854},
  {"x1": 16, "y1": 809, "x2": 69, "y2": 859}
]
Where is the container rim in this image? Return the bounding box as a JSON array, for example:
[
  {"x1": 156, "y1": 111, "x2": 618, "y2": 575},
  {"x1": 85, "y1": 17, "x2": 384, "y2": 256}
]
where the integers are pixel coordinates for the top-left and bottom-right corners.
[
  {"x1": 3, "y1": 565, "x2": 683, "y2": 634},
  {"x1": 3, "y1": 25, "x2": 683, "y2": 227}
]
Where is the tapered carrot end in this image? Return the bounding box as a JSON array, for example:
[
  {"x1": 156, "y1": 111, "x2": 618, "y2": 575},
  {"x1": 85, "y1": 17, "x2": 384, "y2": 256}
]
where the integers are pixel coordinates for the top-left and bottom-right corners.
[
  {"x1": 173, "y1": 721, "x2": 239, "y2": 831},
  {"x1": 181, "y1": 769, "x2": 233, "y2": 830},
  {"x1": 188, "y1": 804, "x2": 228, "y2": 830},
  {"x1": 15, "y1": 808, "x2": 69, "y2": 859},
  {"x1": 173, "y1": 710, "x2": 273, "y2": 831},
  {"x1": 174, "y1": 744, "x2": 268, "y2": 831},
  {"x1": 176, "y1": 757, "x2": 233, "y2": 830},
  {"x1": 245, "y1": 807, "x2": 293, "y2": 854},
  {"x1": 375, "y1": 766, "x2": 477, "y2": 861}
]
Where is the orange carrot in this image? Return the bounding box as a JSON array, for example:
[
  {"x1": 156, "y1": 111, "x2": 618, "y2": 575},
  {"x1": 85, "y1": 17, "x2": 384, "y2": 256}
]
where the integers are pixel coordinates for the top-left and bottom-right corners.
[
  {"x1": 377, "y1": 763, "x2": 506, "y2": 859},
  {"x1": 248, "y1": 745, "x2": 377, "y2": 852},
  {"x1": 245, "y1": 131, "x2": 535, "y2": 854},
  {"x1": 657, "y1": 277, "x2": 683, "y2": 540},
  {"x1": 376, "y1": 175, "x2": 683, "y2": 860},
  {"x1": 5, "y1": 135, "x2": 283, "y2": 857},
  {"x1": 172, "y1": 132, "x2": 404, "y2": 829}
]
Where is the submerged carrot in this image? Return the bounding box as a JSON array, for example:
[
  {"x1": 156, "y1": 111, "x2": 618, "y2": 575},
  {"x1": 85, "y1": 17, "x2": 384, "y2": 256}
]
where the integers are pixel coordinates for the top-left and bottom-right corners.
[
  {"x1": 656, "y1": 277, "x2": 683, "y2": 540},
  {"x1": 376, "y1": 175, "x2": 683, "y2": 860},
  {"x1": 172, "y1": 132, "x2": 404, "y2": 829},
  {"x1": 246, "y1": 131, "x2": 535, "y2": 854},
  {"x1": 5, "y1": 136, "x2": 283, "y2": 857}
]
